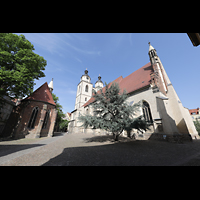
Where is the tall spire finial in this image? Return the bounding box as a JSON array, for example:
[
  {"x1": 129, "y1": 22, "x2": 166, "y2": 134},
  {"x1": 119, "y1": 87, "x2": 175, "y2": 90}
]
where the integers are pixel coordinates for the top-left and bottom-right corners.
[
  {"x1": 48, "y1": 78, "x2": 54, "y2": 93},
  {"x1": 84, "y1": 68, "x2": 88, "y2": 75},
  {"x1": 148, "y1": 42, "x2": 155, "y2": 52}
]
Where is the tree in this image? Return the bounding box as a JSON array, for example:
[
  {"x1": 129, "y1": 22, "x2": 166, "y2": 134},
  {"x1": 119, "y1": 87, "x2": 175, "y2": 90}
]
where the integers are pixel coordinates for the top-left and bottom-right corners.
[
  {"x1": 52, "y1": 93, "x2": 69, "y2": 132},
  {"x1": 78, "y1": 82, "x2": 149, "y2": 141},
  {"x1": 0, "y1": 33, "x2": 47, "y2": 100},
  {"x1": 194, "y1": 118, "x2": 200, "y2": 136}
]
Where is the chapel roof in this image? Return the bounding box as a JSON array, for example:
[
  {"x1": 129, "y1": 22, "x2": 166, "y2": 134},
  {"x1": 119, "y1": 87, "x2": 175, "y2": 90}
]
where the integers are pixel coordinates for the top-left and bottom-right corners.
[
  {"x1": 23, "y1": 82, "x2": 56, "y2": 106},
  {"x1": 83, "y1": 62, "x2": 153, "y2": 107}
]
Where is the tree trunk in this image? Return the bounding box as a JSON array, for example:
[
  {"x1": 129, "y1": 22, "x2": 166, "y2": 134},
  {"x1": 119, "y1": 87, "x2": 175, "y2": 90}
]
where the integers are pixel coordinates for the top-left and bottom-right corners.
[
  {"x1": 114, "y1": 133, "x2": 119, "y2": 141},
  {"x1": 127, "y1": 130, "x2": 131, "y2": 138}
]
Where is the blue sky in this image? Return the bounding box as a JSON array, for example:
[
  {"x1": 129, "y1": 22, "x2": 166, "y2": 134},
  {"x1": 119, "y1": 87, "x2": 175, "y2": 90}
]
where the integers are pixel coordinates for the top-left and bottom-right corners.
[{"x1": 15, "y1": 33, "x2": 200, "y2": 113}]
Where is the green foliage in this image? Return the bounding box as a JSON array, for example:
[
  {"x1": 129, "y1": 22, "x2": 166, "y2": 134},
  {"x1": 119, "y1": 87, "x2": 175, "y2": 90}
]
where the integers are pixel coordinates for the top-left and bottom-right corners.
[
  {"x1": 59, "y1": 119, "x2": 69, "y2": 131},
  {"x1": 52, "y1": 93, "x2": 69, "y2": 131},
  {"x1": 79, "y1": 82, "x2": 149, "y2": 141},
  {"x1": 0, "y1": 33, "x2": 47, "y2": 99},
  {"x1": 194, "y1": 119, "x2": 200, "y2": 136}
]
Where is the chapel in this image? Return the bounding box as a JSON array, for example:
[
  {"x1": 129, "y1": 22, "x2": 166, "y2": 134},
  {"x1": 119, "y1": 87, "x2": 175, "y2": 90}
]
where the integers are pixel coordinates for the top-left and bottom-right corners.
[
  {"x1": 68, "y1": 43, "x2": 198, "y2": 141},
  {"x1": 1, "y1": 79, "x2": 57, "y2": 139}
]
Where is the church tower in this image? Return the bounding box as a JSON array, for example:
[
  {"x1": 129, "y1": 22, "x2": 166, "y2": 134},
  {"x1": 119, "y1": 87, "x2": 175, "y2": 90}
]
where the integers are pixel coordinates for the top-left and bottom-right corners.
[
  {"x1": 94, "y1": 74, "x2": 104, "y2": 92},
  {"x1": 148, "y1": 42, "x2": 169, "y2": 95},
  {"x1": 148, "y1": 42, "x2": 199, "y2": 139},
  {"x1": 75, "y1": 69, "x2": 93, "y2": 110}
]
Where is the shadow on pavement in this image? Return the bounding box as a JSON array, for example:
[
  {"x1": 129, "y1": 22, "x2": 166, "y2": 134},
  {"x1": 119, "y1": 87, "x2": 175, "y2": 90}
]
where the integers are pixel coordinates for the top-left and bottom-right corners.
[
  {"x1": 42, "y1": 137, "x2": 200, "y2": 166},
  {"x1": 53, "y1": 132, "x2": 66, "y2": 137},
  {"x1": 0, "y1": 144, "x2": 45, "y2": 158},
  {"x1": 83, "y1": 135, "x2": 134, "y2": 143}
]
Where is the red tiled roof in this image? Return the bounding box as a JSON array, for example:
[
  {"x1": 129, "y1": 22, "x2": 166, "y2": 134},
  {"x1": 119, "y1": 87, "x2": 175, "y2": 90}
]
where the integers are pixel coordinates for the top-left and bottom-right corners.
[
  {"x1": 118, "y1": 62, "x2": 153, "y2": 94},
  {"x1": 83, "y1": 62, "x2": 153, "y2": 107},
  {"x1": 189, "y1": 108, "x2": 199, "y2": 115},
  {"x1": 83, "y1": 76, "x2": 124, "y2": 107},
  {"x1": 23, "y1": 82, "x2": 56, "y2": 106},
  {"x1": 67, "y1": 112, "x2": 71, "y2": 116}
]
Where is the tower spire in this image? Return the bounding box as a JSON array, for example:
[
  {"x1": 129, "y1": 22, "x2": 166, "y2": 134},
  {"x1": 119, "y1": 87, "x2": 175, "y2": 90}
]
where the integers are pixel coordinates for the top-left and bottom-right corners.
[
  {"x1": 148, "y1": 42, "x2": 158, "y2": 64},
  {"x1": 95, "y1": 74, "x2": 103, "y2": 92},
  {"x1": 148, "y1": 42, "x2": 155, "y2": 52},
  {"x1": 48, "y1": 78, "x2": 53, "y2": 93}
]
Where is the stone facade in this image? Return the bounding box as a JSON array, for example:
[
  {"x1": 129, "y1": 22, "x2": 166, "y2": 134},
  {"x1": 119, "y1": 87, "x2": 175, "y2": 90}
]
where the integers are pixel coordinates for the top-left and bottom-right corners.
[
  {"x1": 1, "y1": 81, "x2": 57, "y2": 139},
  {"x1": 68, "y1": 43, "x2": 199, "y2": 141},
  {"x1": 0, "y1": 96, "x2": 15, "y2": 136}
]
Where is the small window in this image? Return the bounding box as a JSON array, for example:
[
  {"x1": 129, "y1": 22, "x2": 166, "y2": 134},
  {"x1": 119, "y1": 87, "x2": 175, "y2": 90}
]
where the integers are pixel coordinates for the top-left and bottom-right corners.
[
  {"x1": 85, "y1": 85, "x2": 88, "y2": 92},
  {"x1": 28, "y1": 107, "x2": 39, "y2": 128},
  {"x1": 85, "y1": 97, "x2": 87, "y2": 101}
]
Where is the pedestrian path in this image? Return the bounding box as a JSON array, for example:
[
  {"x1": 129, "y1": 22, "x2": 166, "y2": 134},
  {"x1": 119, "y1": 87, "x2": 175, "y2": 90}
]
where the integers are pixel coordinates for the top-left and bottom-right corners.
[{"x1": 0, "y1": 133, "x2": 65, "y2": 166}]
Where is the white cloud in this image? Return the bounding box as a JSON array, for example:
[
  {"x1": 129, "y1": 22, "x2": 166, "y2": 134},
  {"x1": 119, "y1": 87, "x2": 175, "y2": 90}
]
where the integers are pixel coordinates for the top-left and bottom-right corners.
[
  {"x1": 63, "y1": 40, "x2": 101, "y2": 56},
  {"x1": 19, "y1": 33, "x2": 101, "y2": 57},
  {"x1": 18, "y1": 33, "x2": 66, "y2": 55}
]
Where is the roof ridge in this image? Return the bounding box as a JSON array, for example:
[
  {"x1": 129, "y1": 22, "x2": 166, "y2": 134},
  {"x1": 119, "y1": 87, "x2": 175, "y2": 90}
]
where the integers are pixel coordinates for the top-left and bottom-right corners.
[
  {"x1": 83, "y1": 62, "x2": 152, "y2": 108},
  {"x1": 23, "y1": 82, "x2": 56, "y2": 106}
]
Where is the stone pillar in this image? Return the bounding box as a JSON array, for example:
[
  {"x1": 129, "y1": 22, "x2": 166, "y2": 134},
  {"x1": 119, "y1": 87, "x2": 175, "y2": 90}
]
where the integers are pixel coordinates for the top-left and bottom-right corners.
[
  {"x1": 156, "y1": 97, "x2": 179, "y2": 135},
  {"x1": 35, "y1": 104, "x2": 47, "y2": 138},
  {"x1": 48, "y1": 108, "x2": 57, "y2": 137}
]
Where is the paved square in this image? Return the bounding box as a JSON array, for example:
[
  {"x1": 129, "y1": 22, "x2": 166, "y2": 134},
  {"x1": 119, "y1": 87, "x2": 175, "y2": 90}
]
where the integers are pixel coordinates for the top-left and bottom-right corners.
[{"x1": 1, "y1": 133, "x2": 200, "y2": 166}]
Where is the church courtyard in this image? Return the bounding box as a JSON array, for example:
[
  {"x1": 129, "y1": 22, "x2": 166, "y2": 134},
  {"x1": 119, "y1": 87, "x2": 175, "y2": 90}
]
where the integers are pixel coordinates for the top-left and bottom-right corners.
[{"x1": 1, "y1": 132, "x2": 200, "y2": 166}]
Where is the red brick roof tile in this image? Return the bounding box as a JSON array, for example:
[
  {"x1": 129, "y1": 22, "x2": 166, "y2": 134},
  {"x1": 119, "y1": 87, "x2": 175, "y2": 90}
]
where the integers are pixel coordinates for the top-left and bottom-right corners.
[
  {"x1": 189, "y1": 108, "x2": 199, "y2": 115},
  {"x1": 23, "y1": 82, "x2": 56, "y2": 106},
  {"x1": 83, "y1": 62, "x2": 153, "y2": 107},
  {"x1": 119, "y1": 62, "x2": 153, "y2": 94}
]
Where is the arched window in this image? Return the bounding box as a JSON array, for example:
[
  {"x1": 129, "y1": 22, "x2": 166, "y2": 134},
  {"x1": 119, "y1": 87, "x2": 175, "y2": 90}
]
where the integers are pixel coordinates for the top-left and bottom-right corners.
[
  {"x1": 85, "y1": 85, "x2": 88, "y2": 92},
  {"x1": 142, "y1": 101, "x2": 153, "y2": 123},
  {"x1": 28, "y1": 107, "x2": 39, "y2": 128},
  {"x1": 42, "y1": 109, "x2": 50, "y2": 129},
  {"x1": 79, "y1": 86, "x2": 80, "y2": 93}
]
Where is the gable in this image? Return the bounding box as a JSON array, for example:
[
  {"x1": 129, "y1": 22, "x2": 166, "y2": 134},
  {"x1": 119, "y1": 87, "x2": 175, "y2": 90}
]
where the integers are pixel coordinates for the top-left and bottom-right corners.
[{"x1": 23, "y1": 82, "x2": 56, "y2": 106}]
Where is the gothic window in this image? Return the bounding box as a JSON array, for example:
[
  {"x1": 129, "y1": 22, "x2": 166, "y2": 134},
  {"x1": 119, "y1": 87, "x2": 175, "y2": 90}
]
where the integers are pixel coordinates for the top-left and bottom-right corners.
[
  {"x1": 85, "y1": 85, "x2": 88, "y2": 92},
  {"x1": 28, "y1": 107, "x2": 39, "y2": 128},
  {"x1": 142, "y1": 101, "x2": 153, "y2": 123},
  {"x1": 42, "y1": 109, "x2": 50, "y2": 129}
]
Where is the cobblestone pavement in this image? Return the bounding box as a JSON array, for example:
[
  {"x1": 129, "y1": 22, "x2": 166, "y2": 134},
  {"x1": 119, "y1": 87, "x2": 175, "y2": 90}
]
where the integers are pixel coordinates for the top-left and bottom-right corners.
[{"x1": 1, "y1": 132, "x2": 200, "y2": 166}]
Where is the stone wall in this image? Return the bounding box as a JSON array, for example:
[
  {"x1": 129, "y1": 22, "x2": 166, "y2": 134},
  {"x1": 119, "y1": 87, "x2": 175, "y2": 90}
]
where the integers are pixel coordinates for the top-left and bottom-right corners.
[
  {"x1": 0, "y1": 96, "x2": 15, "y2": 137},
  {"x1": 2, "y1": 100, "x2": 57, "y2": 139}
]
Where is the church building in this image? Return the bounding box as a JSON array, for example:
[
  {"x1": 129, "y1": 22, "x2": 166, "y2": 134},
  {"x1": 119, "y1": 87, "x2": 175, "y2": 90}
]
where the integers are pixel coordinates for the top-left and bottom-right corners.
[
  {"x1": 1, "y1": 79, "x2": 57, "y2": 139},
  {"x1": 68, "y1": 43, "x2": 198, "y2": 141}
]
